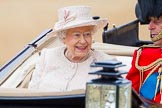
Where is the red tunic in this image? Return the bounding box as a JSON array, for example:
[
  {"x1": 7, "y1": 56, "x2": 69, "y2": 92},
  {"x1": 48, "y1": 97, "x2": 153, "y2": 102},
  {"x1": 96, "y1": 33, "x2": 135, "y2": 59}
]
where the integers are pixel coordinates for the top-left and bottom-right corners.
[{"x1": 126, "y1": 46, "x2": 162, "y2": 103}]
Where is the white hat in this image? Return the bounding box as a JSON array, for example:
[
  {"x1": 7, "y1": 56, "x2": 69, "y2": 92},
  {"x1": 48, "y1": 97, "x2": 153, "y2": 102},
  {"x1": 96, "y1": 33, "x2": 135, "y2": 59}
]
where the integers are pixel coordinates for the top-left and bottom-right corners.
[{"x1": 52, "y1": 5, "x2": 108, "y2": 33}]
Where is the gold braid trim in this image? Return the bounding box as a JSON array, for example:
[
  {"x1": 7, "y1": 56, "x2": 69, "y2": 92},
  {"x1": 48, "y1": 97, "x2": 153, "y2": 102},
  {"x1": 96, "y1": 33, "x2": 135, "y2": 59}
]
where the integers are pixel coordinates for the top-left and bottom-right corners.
[
  {"x1": 154, "y1": 65, "x2": 161, "y2": 100},
  {"x1": 135, "y1": 48, "x2": 162, "y2": 90},
  {"x1": 151, "y1": 30, "x2": 162, "y2": 42},
  {"x1": 160, "y1": 66, "x2": 162, "y2": 104},
  {"x1": 140, "y1": 44, "x2": 161, "y2": 48}
]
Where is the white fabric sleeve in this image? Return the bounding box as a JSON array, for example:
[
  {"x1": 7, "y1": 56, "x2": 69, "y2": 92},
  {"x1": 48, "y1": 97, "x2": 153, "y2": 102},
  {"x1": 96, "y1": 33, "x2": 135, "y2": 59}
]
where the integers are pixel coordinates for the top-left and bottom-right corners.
[{"x1": 28, "y1": 48, "x2": 47, "y2": 89}]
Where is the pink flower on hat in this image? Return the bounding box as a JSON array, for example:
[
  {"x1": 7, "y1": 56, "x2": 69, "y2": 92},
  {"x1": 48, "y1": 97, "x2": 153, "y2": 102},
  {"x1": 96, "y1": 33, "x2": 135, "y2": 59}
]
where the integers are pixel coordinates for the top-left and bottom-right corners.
[{"x1": 63, "y1": 9, "x2": 76, "y2": 25}]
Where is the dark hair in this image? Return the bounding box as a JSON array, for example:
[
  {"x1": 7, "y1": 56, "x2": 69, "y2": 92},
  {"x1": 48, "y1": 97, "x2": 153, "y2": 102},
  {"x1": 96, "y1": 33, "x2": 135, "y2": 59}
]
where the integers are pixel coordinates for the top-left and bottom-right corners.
[{"x1": 136, "y1": 0, "x2": 162, "y2": 24}]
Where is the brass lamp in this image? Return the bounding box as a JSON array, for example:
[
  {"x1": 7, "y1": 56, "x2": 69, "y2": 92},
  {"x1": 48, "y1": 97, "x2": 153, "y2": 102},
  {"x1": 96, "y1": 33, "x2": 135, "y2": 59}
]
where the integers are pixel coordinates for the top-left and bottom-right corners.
[{"x1": 86, "y1": 60, "x2": 132, "y2": 108}]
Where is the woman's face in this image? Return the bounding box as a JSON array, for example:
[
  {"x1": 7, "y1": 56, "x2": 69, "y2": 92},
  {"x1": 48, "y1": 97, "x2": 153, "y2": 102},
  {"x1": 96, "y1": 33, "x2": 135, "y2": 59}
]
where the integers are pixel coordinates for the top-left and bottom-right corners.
[
  {"x1": 63, "y1": 26, "x2": 94, "y2": 61},
  {"x1": 148, "y1": 15, "x2": 162, "y2": 46}
]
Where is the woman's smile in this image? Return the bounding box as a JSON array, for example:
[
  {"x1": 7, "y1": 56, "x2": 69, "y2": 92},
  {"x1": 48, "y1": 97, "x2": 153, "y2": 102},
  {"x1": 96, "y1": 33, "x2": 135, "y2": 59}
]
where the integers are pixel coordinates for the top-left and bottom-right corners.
[{"x1": 75, "y1": 46, "x2": 87, "y2": 51}]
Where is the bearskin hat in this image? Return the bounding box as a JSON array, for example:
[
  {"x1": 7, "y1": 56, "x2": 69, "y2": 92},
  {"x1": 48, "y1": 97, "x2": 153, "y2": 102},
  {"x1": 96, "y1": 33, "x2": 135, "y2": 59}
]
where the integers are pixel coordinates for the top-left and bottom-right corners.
[{"x1": 135, "y1": 0, "x2": 162, "y2": 24}]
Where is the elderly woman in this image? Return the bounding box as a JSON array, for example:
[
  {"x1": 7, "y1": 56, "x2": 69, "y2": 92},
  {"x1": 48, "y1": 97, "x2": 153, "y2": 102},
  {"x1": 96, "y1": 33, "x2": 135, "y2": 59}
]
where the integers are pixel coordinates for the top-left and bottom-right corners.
[{"x1": 28, "y1": 5, "x2": 114, "y2": 92}]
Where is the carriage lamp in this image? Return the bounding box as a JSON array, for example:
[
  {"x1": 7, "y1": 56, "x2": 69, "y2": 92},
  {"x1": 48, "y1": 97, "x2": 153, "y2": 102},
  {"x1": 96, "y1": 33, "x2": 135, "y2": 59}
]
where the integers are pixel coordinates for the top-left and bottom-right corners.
[{"x1": 86, "y1": 60, "x2": 132, "y2": 108}]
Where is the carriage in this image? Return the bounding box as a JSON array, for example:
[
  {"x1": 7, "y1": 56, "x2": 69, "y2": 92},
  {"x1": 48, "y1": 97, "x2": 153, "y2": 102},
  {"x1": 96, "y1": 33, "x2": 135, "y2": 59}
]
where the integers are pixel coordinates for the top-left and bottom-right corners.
[{"x1": 0, "y1": 17, "x2": 157, "y2": 108}]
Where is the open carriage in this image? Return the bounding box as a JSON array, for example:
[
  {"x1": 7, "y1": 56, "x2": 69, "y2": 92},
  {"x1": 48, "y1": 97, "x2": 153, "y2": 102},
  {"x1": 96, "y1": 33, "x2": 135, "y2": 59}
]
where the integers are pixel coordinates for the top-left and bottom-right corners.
[{"x1": 0, "y1": 18, "x2": 156, "y2": 108}]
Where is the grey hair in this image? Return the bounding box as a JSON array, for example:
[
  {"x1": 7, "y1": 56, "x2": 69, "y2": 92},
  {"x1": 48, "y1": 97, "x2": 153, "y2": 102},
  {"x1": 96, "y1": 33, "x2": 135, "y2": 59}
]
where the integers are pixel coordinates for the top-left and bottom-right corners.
[
  {"x1": 57, "y1": 30, "x2": 67, "y2": 42},
  {"x1": 92, "y1": 26, "x2": 98, "y2": 34}
]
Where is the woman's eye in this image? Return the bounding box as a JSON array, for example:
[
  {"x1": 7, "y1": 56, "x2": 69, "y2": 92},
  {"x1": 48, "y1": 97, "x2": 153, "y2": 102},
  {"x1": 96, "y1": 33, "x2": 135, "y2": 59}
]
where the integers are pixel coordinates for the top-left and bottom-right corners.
[
  {"x1": 72, "y1": 33, "x2": 81, "y2": 37},
  {"x1": 84, "y1": 32, "x2": 91, "y2": 37}
]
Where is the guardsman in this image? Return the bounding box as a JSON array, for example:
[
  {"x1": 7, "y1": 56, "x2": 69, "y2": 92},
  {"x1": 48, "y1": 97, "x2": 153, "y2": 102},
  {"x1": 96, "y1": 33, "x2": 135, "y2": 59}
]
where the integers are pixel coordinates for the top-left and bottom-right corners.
[{"x1": 126, "y1": 0, "x2": 162, "y2": 104}]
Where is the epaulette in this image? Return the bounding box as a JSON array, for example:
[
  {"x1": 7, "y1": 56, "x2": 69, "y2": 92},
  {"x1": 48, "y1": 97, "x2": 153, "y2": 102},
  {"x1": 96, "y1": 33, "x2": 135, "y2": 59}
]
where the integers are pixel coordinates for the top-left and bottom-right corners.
[
  {"x1": 140, "y1": 44, "x2": 161, "y2": 48},
  {"x1": 141, "y1": 44, "x2": 161, "y2": 48},
  {"x1": 137, "y1": 44, "x2": 161, "y2": 51}
]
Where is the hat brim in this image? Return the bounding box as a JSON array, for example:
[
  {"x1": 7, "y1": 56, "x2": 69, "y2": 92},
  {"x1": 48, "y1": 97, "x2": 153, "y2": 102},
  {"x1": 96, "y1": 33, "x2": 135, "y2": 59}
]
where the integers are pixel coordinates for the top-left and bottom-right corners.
[{"x1": 51, "y1": 18, "x2": 108, "y2": 34}]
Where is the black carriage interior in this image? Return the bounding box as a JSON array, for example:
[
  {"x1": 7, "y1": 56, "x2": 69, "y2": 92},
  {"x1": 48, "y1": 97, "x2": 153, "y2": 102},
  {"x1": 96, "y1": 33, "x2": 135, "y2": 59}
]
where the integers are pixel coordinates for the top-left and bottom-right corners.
[{"x1": 102, "y1": 19, "x2": 153, "y2": 47}]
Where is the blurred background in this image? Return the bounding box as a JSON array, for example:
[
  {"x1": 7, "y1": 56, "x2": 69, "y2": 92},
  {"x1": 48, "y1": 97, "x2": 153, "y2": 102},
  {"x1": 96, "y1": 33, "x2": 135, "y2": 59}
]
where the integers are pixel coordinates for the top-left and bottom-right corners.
[{"x1": 0, "y1": 0, "x2": 149, "y2": 66}]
